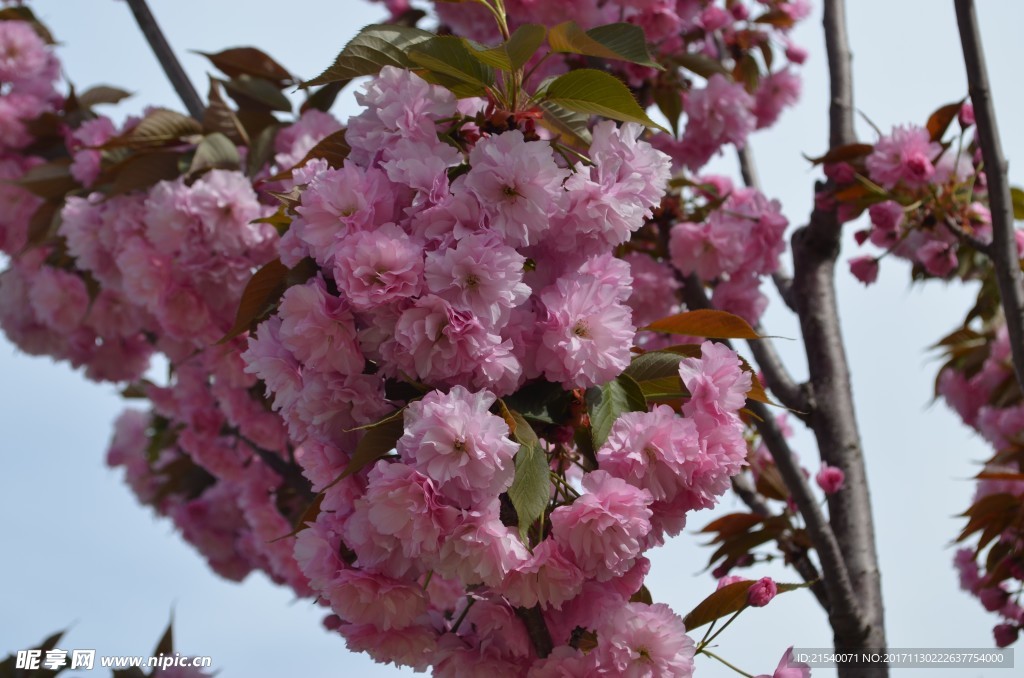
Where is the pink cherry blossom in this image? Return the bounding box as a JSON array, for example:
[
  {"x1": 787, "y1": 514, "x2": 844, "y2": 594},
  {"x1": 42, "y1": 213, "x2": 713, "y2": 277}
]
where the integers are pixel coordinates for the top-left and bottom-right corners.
[{"x1": 551, "y1": 470, "x2": 653, "y2": 582}]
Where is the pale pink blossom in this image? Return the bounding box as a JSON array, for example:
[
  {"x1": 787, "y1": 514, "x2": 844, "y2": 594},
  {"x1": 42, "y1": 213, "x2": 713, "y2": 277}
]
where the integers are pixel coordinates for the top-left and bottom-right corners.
[
  {"x1": 456, "y1": 129, "x2": 569, "y2": 246},
  {"x1": 536, "y1": 271, "x2": 635, "y2": 388},
  {"x1": 755, "y1": 646, "x2": 812, "y2": 678},
  {"x1": 398, "y1": 385, "x2": 518, "y2": 507},
  {"x1": 597, "y1": 405, "x2": 701, "y2": 502},
  {"x1": 424, "y1": 232, "x2": 530, "y2": 327},
  {"x1": 593, "y1": 602, "x2": 695, "y2": 677},
  {"x1": 678, "y1": 74, "x2": 755, "y2": 170},
  {"x1": 326, "y1": 569, "x2": 428, "y2": 630},
  {"x1": 551, "y1": 470, "x2": 652, "y2": 582},
  {"x1": 436, "y1": 512, "x2": 530, "y2": 586},
  {"x1": 331, "y1": 223, "x2": 423, "y2": 310},
  {"x1": 679, "y1": 341, "x2": 752, "y2": 418},
  {"x1": 277, "y1": 277, "x2": 363, "y2": 375},
  {"x1": 500, "y1": 538, "x2": 585, "y2": 610},
  {"x1": 866, "y1": 125, "x2": 941, "y2": 190}
]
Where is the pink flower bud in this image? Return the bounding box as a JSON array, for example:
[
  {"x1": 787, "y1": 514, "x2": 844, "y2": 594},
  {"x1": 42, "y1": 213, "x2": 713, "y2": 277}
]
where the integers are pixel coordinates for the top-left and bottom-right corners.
[
  {"x1": 747, "y1": 576, "x2": 777, "y2": 607},
  {"x1": 994, "y1": 623, "x2": 1018, "y2": 648},
  {"x1": 959, "y1": 102, "x2": 975, "y2": 127},
  {"x1": 815, "y1": 462, "x2": 846, "y2": 495},
  {"x1": 849, "y1": 256, "x2": 879, "y2": 285},
  {"x1": 785, "y1": 40, "x2": 808, "y2": 65}
]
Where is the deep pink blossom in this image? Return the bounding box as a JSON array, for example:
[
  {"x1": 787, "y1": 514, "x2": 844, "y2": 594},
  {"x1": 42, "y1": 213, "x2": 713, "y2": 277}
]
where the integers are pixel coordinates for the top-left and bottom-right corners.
[
  {"x1": 748, "y1": 577, "x2": 778, "y2": 607},
  {"x1": 815, "y1": 462, "x2": 846, "y2": 495}
]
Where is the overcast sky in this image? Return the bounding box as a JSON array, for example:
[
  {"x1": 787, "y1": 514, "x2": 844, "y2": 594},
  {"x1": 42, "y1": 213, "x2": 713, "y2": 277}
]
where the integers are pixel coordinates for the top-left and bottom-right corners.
[{"x1": 2, "y1": 1, "x2": 1022, "y2": 677}]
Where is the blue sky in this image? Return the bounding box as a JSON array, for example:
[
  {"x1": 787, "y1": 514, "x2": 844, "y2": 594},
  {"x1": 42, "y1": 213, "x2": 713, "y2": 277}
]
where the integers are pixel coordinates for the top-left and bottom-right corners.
[{"x1": 2, "y1": 1, "x2": 1022, "y2": 676}]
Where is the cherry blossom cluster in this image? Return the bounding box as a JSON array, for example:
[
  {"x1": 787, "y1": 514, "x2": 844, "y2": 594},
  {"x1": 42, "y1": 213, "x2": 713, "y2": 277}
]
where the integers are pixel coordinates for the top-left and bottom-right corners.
[
  {"x1": 666, "y1": 174, "x2": 788, "y2": 323},
  {"x1": 0, "y1": 6, "x2": 812, "y2": 674},
  {"x1": 231, "y1": 63, "x2": 782, "y2": 674},
  {"x1": 836, "y1": 102, "x2": 1024, "y2": 286},
  {"x1": 377, "y1": 0, "x2": 807, "y2": 174},
  {"x1": 939, "y1": 325, "x2": 1024, "y2": 647}
]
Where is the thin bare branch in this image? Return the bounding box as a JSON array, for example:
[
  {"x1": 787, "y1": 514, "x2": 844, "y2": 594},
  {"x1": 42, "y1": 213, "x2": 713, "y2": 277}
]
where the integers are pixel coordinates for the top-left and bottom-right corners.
[
  {"x1": 125, "y1": 0, "x2": 204, "y2": 119},
  {"x1": 824, "y1": 0, "x2": 855, "y2": 149},
  {"x1": 747, "y1": 332, "x2": 810, "y2": 417},
  {"x1": 772, "y1": 270, "x2": 798, "y2": 312},
  {"x1": 955, "y1": 0, "x2": 1024, "y2": 394},
  {"x1": 784, "y1": 2, "x2": 888, "y2": 671}
]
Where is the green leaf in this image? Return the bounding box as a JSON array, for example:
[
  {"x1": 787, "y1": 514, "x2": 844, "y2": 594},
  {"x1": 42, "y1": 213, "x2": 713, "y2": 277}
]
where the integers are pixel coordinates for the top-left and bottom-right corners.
[
  {"x1": 302, "y1": 25, "x2": 434, "y2": 88},
  {"x1": 537, "y1": 99, "x2": 592, "y2": 146},
  {"x1": 804, "y1": 142, "x2": 874, "y2": 167},
  {"x1": 468, "y1": 24, "x2": 546, "y2": 72},
  {"x1": 501, "y1": 381, "x2": 571, "y2": 425},
  {"x1": 502, "y1": 407, "x2": 551, "y2": 543},
  {"x1": 653, "y1": 83, "x2": 682, "y2": 138},
  {"x1": 586, "y1": 373, "x2": 647, "y2": 449},
  {"x1": 301, "y1": 80, "x2": 348, "y2": 114},
  {"x1": 189, "y1": 132, "x2": 241, "y2": 174},
  {"x1": 683, "y1": 580, "x2": 810, "y2": 630},
  {"x1": 203, "y1": 78, "x2": 250, "y2": 146},
  {"x1": 339, "y1": 409, "x2": 405, "y2": 480},
  {"x1": 624, "y1": 351, "x2": 690, "y2": 401},
  {"x1": 408, "y1": 36, "x2": 495, "y2": 94},
  {"x1": 1010, "y1": 187, "x2": 1024, "y2": 221},
  {"x1": 545, "y1": 69, "x2": 667, "y2": 132},
  {"x1": 642, "y1": 309, "x2": 761, "y2": 339},
  {"x1": 548, "y1": 21, "x2": 661, "y2": 69}
]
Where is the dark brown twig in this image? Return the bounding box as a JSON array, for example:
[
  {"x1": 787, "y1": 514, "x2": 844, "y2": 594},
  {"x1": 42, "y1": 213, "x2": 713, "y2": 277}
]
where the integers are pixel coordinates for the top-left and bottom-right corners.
[
  {"x1": 955, "y1": 0, "x2": 1024, "y2": 394},
  {"x1": 125, "y1": 0, "x2": 204, "y2": 119}
]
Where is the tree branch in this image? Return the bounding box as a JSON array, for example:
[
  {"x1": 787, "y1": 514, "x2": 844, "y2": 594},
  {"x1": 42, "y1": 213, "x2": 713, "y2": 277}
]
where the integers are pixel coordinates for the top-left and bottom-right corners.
[
  {"x1": 748, "y1": 331, "x2": 810, "y2": 417},
  {"x1": 824, "y1": 0, "x2": 855, "y2": 149},
  {"x1": 954, "y1": 0, "x2": 1024, "y2": 394},
  {"x1": 125, "y1": 0, "x2": 204, "y2": 119},
  {"x1": 784, "y1": 1, "x2": 888, "y2": 670},
  {"x1": 515, "y1": 605, "x2": 553, "y2": 658}
]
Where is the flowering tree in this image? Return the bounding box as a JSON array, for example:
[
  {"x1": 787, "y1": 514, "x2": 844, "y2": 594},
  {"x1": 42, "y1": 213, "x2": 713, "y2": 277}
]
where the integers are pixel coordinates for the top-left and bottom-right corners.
[{"x1": 2, "y1": 0, "x2": 1023, "y2": 677}]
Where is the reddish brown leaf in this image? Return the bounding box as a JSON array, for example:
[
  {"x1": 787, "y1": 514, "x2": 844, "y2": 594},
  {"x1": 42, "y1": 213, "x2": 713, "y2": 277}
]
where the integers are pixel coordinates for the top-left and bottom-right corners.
[
  {"x1": 805, "y1": 143, "x2": 874, "y2": 167},
  {"x1": 643, "y1": 309, "x2": 760, "y2": 340},
  {"x1": 700, "y1": 512, "x2": 763, "y2": 539},
  {"x1": 219, "y1": 258, "x2": 288, "y2": 343},
  {"x1": 926, "y1": 100, "x2": 965, "y2": 142},
  {"x1": 199, "y1": 47, "x2": 293, "y2": 86}
]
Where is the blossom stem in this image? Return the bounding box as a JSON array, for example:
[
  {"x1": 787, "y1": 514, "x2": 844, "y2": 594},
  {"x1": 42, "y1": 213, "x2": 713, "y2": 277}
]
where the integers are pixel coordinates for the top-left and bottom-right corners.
[
  {"x1": 700, "y1": 650, "x2": 754, "y2": 678},
  {"x1": 697, "y1": 608, "x2": 744, "y2": 651}
]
